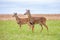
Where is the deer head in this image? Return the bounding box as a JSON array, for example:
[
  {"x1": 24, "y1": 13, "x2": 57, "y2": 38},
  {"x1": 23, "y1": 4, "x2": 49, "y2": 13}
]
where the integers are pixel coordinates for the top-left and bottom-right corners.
[
  {"x1": 24, "y1": 9, "x2": 30, "y2": 15},
  {"x1": 13, "y1": 13, "x2": 17, "y2": 17}
]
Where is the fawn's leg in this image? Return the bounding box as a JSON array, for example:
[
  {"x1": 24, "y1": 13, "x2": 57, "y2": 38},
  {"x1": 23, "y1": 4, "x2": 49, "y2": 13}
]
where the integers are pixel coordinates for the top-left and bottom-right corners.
[
  {"x1": 17, "y1": 22, "x2": 22, "y2": 28},
  {"x1": 19, "y1": 24, "x2": 21, "y2": 28}
]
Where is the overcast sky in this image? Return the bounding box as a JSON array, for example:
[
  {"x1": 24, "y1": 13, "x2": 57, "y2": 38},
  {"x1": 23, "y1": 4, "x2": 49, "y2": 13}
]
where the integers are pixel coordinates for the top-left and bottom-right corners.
[{"x1": 0, "y1": 0, "x2": 60, "y2": 14}]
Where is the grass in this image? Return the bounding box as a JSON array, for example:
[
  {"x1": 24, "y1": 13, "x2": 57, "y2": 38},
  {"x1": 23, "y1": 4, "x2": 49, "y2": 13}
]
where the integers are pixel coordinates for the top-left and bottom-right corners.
[{"x1": 0, "y1": 20, "x2": 60, "y2": 40}]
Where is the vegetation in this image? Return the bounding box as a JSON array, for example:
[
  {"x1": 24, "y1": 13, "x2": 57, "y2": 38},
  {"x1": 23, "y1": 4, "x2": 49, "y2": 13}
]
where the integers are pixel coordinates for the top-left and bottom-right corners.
[{"x1": 0, "y1": 20, "x2": 60, "y2": 40}]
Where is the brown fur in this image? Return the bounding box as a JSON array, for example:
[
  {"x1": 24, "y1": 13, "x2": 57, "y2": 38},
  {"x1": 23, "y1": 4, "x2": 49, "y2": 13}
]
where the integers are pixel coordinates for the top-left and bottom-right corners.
[
  {"x1": 24, "y1": 10, "x2": 48, "y2": 32},
  {"x1": 13, "y1": 13, "x2": 28, "y2": 28}
]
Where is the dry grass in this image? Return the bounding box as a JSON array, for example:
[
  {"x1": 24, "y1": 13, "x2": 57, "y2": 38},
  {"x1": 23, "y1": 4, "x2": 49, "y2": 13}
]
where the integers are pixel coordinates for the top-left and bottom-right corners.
[{"x1": 0, "y1": 14, "x2": 60, "y2": 20}]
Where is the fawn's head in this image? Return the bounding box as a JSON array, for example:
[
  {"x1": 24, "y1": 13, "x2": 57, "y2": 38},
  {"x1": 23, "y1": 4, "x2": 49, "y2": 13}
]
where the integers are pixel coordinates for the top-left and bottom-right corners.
[
  {"x1": 13, "y1": 13, "x2": 17, "y2": 17},
  {"x1": 24, "y1": 9, "x2": 30, "y2": 15}
]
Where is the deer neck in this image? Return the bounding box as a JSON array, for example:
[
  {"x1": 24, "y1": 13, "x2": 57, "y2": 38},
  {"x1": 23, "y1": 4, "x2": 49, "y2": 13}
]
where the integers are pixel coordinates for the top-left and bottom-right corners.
[
  {"x1": 28, "y1": 14, "x2": 32, "y2": 21},
  {"x1": 15, "y1": 15, "x2": 20, "y2": 20}
]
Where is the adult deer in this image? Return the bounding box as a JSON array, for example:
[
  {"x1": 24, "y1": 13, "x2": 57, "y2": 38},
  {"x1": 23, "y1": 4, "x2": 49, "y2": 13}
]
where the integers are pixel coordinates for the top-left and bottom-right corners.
[
  {"x1": 24, "y1": 10, "x2": 48, "y2": 32},
  {"x1": 13, "y1": 13, "x2": 28, "y2": 28}
]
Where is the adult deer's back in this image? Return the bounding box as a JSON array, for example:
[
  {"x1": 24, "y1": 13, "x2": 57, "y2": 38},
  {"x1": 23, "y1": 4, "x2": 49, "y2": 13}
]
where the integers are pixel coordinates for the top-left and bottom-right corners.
[
  {"x1": 24, "y1": 9, "x2": 48, "y2": 32},
  {"x1": 31, "y1": 17, "x2": 46, "y2": 24}
]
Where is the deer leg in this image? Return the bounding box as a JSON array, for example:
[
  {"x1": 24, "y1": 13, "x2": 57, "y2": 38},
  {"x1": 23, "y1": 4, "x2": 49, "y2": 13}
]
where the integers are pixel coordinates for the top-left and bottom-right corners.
[
  {"x1": 42, "y1": 23, "x2": 48, "y2": 32},
  {"x1": 19, "y1": 24, "x2": 21, "y2": 28},
  {"x1": 40, "y1": 24, "x2": 43, "y2": 32},
  {"x1": 31, "y1": 25, "x2": 34, "y2": 32},
  {"x1": 28, "y1": 22, "x2": 31, "y2": 29}
]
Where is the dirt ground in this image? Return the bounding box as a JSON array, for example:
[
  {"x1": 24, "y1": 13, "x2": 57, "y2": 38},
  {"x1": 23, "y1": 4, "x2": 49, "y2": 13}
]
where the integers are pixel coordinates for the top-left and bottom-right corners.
[{"x1": 0, "y1": 14, "x2": 60, "y2": 20}]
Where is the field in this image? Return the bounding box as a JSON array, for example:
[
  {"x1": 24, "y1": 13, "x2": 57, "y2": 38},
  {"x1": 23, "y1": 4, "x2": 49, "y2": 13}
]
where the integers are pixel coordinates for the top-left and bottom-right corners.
[
  {"x1": 0, "y1": 14, "x2": 60, "y2": 40},
  {"x1": 0, "y1": 14, "x2": 60, "y2": 20},
  {"x1": 0, "y1": 20, "x2": 60, "y2": 40}
]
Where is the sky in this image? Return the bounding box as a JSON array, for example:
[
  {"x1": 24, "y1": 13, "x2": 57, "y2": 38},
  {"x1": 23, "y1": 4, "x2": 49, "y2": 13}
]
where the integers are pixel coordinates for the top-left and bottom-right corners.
[{"x1": 0, "y1": 0, "x2": 60, "y2": 14}]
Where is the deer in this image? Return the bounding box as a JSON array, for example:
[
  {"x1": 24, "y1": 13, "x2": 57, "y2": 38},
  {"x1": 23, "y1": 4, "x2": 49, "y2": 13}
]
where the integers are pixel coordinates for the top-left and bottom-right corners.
[
  {"x1": 13, "y1": 13, "x2": 28, "y2": 28},
  {"x1": 24, "y1": 9, "x2": 48, "y2": 32}
]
